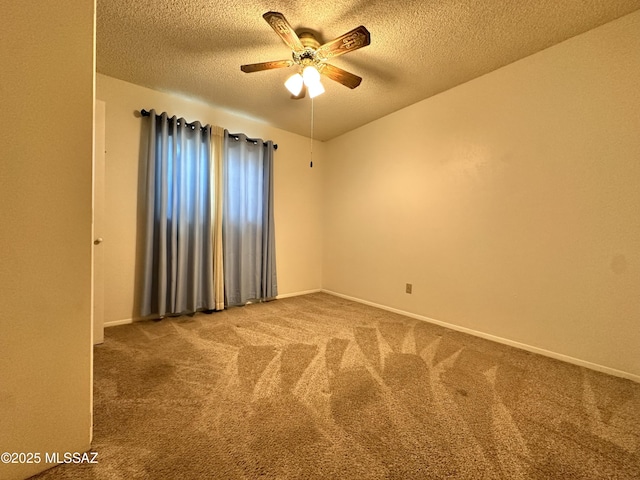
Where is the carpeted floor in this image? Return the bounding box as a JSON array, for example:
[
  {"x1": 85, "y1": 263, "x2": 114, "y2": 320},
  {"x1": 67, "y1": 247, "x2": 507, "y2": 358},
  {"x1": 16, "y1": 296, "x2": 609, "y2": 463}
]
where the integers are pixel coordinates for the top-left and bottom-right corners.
[{"x1": 33, "y1": 293, "x2": 640, "y2": 479}]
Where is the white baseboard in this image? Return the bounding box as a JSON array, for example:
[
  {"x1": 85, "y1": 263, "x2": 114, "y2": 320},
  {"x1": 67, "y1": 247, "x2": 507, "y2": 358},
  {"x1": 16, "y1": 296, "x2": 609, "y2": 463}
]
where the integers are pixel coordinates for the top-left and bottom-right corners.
[
  {"x1": 276, "y1": 289, "x2": 322, "y2": 299},
  {"x1": 322, "y1": 289, "x2": 640, "y2": 384},
  {"x1": 104, "y1": 318, "x2": 134, "y2": 328}
]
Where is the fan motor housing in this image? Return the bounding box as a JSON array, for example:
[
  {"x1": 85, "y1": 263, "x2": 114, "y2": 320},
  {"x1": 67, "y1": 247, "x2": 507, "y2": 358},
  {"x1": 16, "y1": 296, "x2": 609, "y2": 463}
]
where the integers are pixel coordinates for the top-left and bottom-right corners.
[
  {"x1": 298, "y1": 31, "x2": 321, "y2": 50},
  {"x1": 293, "y1": 32, "x2": 323, "y2": 66}
]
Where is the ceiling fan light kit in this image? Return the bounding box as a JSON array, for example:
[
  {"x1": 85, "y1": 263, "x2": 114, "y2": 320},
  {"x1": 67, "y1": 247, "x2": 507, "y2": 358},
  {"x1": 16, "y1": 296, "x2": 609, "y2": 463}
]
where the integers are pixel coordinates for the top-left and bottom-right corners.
[
  {"x1": 241, "y1": 11, "x2": 370, "y2": 99},
  {"x1": 306, "y1": 76, "x2": 325, "y2": 99},
  {"x1": 284, "y1": 73, "x2": 304, "y2": 96}
]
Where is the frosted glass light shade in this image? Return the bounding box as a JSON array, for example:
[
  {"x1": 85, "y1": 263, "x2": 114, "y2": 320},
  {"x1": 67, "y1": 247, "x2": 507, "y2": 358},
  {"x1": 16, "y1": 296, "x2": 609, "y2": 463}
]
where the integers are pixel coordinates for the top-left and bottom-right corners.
[
  {"x1": 307, "y1": 80, "x2": 325, "y2": 98},
  {"x1": 284, "y1": 73, "x2": 304, "y2": 96},
  {"x1": 302, "y1": 66, "x2": 321, "y2": 85}
]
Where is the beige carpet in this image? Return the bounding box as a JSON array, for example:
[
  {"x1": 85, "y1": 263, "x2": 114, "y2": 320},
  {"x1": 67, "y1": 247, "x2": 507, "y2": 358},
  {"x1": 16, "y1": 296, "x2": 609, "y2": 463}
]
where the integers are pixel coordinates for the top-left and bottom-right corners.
[{"x1": 33, "y1": 293, "x2": 640, "y2": 479}]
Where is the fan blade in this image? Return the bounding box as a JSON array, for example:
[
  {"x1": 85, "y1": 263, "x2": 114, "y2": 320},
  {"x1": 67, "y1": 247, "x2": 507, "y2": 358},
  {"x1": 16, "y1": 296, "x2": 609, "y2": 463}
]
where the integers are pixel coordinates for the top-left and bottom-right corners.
[
  {"x1": 262, "y1": 11, "x2": 305, "y2": 53},
  {"x1": 316, "y1": 25, "x2": 370, "y2": 59},
  {"x1": 319, "y1": 64, "x2": 362, "y2": 89},
  {"x1": 241, "y1": 60, "x2": 293, "y2": 73},
  {"x1": 291, "y1": 84, "x2": 306, "y2": 100}
]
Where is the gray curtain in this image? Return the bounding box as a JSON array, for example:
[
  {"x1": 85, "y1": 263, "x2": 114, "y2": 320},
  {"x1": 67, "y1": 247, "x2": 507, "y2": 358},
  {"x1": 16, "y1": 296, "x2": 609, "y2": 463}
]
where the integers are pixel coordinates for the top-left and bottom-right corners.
[
  {"x1": 223, "y1": 132, "x2": 277, "y2": 306},
  {"x1": 141, "y1": 110, "x2": 215, "y2": 316}
]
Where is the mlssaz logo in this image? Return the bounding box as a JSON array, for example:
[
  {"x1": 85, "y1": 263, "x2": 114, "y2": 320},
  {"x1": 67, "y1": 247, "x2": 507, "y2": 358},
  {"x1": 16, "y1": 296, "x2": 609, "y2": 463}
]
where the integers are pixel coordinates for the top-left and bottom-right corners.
[{"x1": 46, "y1": 452, "x2": 99, "y2": 464}]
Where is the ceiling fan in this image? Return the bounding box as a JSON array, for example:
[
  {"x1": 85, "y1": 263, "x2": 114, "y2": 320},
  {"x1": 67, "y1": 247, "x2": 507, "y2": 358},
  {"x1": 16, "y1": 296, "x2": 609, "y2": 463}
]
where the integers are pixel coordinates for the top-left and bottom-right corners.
[{"x1": 241, "y1": 12, "x2": 371, "y2": 99}]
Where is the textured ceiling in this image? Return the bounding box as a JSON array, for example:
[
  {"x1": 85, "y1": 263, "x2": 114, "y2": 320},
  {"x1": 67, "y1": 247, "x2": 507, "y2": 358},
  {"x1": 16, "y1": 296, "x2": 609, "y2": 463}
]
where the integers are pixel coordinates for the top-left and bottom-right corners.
[{"x1": 97, "y1": 0, "x2": 640, "y2": 141}]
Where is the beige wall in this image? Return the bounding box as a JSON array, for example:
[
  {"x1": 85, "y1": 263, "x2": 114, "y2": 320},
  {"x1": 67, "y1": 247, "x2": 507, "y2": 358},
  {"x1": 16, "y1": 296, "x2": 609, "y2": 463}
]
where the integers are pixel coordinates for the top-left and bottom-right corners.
[
  {"x1": 323, "y1": 11, "x2": 640, "y2": 378},
  {"x1": 0, "y1": 2, "x2": 94, "y2": 479},
  {"x1": 96, "y1": 75, "x2": 324, "y2": 324}
]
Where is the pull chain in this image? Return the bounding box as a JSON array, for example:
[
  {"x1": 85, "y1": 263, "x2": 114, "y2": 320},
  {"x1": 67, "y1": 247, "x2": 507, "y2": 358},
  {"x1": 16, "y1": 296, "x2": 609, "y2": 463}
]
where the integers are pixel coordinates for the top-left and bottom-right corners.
[{"x1": 310, "y1": 97, "x2": 314, "y2": 168}]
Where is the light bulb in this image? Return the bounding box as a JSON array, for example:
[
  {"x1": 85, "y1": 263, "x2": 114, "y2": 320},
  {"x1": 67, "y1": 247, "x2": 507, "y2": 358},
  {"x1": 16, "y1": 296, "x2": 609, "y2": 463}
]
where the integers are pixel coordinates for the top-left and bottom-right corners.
[
  {"x1": 284, "y1": 73, "x2": 304, "y2": 96},
  {"x1": 307, "y1": 80, "x2": 325, "y2": 98},
  {"x1": 302, "y1": 66, "x2": 321, "y2": 86}
]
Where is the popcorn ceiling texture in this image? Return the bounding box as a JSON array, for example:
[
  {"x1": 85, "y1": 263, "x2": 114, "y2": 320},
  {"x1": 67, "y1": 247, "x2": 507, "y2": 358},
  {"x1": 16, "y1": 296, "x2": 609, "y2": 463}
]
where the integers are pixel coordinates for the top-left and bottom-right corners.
[
  {"x1": 97, "y1": 0, "x2": 640, "y2": 140},
  {"x1": 32, "y1": 294, "x2": 640, "y2": 479}
]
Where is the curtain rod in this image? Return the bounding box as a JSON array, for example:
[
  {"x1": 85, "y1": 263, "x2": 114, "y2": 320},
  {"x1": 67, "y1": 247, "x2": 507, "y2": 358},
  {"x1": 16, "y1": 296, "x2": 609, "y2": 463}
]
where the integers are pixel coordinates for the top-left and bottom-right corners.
[
  {"x1": 140, "y1": 109, "x2": 277, "y2": 150},
  {"x1": 228, "y1": 133, "x2": 278, "y2": 150},
  {"x1": 140, "y1": 109, "x2": 207, "y2": 132}
]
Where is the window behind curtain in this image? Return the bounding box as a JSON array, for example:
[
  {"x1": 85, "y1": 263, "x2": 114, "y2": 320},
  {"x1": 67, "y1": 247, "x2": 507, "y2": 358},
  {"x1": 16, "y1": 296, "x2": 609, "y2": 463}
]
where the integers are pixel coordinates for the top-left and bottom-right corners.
[
  {"x1": 222, "y1": 132, "x2": 277, "y2": 306},
  {"x1": 141, "y1": 111, "x2": 215, "y2": 317}
]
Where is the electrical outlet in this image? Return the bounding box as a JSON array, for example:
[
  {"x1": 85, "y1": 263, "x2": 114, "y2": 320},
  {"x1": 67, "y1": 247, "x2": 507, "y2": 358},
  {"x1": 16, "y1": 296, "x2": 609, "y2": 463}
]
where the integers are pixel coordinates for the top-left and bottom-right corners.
[{"x1": 406, "y1": 283, "x2": 412, "y2": 294}]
